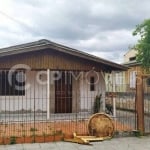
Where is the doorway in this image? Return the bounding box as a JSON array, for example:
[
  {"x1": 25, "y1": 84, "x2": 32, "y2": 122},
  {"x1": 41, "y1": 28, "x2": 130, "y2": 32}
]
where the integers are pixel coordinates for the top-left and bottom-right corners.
[{"x1": 55, "y1": 71, "x2": 72, "y2": 113}]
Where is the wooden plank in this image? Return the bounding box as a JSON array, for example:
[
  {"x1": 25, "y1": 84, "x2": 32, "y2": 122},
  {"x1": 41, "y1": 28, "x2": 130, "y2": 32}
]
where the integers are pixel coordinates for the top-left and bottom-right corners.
[
  {"x1": 65, "y1": 132, "x2": 112, "y2": 145},
  {"x1": 64, "y1": 138, "x2": 90, "y2": 145},
  {"x1": 80, "y1": 136, "x2": 111, "y2": 141},
  {"x1": 136, "y1": 74, "x2": 144, "y2": 134},
  {"x1": 141, "y1": 74, "x2": 150, "y2": 78},
  {"x1": 75, "y1": 135, "x2": 96, "y2": 138}
]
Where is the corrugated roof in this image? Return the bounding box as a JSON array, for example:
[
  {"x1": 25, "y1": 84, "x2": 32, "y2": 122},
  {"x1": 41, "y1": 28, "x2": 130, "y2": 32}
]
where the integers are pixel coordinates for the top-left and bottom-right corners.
[{"x1": 0, "y1": 39, "x2": 127, "y2": 71}]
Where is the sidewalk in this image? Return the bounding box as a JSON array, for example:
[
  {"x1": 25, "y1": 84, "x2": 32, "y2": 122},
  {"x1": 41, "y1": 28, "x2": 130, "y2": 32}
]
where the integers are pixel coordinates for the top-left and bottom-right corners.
[{"x1": 0, "y1": 136, "x2": 150, "y2": 150}]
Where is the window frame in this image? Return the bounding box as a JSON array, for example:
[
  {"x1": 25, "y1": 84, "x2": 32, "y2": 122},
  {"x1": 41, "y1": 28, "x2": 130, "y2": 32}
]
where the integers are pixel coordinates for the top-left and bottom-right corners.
[{"x1": 0, "y1": 70, "x2": 25, "y2": 96}]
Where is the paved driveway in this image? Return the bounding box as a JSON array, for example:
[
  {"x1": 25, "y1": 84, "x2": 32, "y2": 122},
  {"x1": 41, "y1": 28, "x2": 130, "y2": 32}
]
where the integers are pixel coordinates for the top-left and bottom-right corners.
[{"x1": 0, "y1": 136, "x2": 150, "y2": 150}]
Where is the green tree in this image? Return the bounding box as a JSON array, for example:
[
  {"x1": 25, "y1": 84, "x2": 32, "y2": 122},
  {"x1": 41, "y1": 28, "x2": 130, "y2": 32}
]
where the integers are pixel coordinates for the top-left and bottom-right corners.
[{"x1": 133, "y1": 19, "x2": 150, "y2": 72}]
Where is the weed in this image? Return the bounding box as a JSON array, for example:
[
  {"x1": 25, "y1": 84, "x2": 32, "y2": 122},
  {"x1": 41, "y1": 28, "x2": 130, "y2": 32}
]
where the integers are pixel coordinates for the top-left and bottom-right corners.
[
  {"x1": 9, "y1": 136, "x2": 16, "y2": 145},
  {"x1": 30, "y1": 128, "x2": 38, "y2": 132}
]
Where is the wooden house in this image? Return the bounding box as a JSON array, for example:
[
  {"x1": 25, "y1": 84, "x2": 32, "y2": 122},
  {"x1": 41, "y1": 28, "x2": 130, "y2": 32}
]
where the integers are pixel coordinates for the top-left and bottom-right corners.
[{"x1": 0, "y1": 39, "x2": 126, "y2": 120}]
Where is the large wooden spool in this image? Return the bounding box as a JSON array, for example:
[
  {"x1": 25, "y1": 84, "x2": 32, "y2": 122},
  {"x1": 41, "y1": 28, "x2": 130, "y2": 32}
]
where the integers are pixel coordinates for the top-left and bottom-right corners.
[{"x1": 88, "y1": 113, "x2": 114, "y2": 138}]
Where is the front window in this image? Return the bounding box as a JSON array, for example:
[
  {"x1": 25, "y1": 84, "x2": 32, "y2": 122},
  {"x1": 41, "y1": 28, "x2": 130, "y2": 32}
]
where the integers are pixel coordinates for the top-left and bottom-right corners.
[{"x1": 0, "y1": 70, "x2": 25, "y2": 96}]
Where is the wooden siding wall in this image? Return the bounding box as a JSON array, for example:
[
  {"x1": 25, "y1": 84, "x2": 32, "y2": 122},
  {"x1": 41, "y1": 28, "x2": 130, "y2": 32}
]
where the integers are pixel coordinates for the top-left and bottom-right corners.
[{"x1": 0, "y1": 49, "x2": 104, "y2": 71}]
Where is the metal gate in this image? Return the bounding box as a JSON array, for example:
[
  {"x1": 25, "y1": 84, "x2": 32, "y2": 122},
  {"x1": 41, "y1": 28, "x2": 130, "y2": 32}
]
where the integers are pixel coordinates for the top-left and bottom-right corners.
[
  {"x1": 0, "y1": 69, "x2": 138, "y2": 145},
  {"x1": 106, "y1": 85, "x2": 137, "y2": 135}
]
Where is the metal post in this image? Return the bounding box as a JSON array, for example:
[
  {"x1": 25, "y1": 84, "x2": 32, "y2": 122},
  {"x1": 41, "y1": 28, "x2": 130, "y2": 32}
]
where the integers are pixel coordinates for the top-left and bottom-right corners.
[
  {"x1": 47, "y1": 69, "x2": 50, "y2": 120},
  {"x1": 112, "y1": 71, "x2": 116, "y2": 118},
  {"x1": 136, "y1": 74, "x2": 144, "y2": 134}
]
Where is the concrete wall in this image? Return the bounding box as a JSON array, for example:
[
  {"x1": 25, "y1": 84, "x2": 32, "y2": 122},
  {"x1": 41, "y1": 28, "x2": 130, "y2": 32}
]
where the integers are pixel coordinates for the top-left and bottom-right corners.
[
  {"x1": 79, "y1": 71, "x2": 106, "y2": 112},
  {"x1": 0, "y1": 71, "x2": 47, "y2": 113}
]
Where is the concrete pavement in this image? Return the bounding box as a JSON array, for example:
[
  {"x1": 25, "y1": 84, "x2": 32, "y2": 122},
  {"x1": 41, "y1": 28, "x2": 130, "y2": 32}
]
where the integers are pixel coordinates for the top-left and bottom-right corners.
[{"x1": 0, "y1": 136, "x2": 150, "y2": 150}]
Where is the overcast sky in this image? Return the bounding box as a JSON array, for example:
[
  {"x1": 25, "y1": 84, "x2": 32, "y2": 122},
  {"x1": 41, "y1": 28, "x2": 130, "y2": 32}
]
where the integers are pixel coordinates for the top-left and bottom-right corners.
[{"x1": 0, "y1": 0, "x2": 150, "y2": 63}]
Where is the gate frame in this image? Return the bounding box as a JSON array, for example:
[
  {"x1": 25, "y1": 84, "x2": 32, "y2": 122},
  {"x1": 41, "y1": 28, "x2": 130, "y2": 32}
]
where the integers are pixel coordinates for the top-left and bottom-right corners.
[
  {"x1": 136, "y1": 74, "x2": 144, "y2": 134},
  {"x1": 136, "y1": 73, "x2": 150, "y2": 134}
]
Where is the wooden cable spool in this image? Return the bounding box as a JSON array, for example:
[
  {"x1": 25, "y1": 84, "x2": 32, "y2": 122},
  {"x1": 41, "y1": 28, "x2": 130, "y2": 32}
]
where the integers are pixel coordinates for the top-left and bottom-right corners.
[
  {"x1": 64, "y1": 113, "x2": 114, "y2": 144},
  {"x1": 88, "y1": 113, "x2": 115, "y2": 138}
]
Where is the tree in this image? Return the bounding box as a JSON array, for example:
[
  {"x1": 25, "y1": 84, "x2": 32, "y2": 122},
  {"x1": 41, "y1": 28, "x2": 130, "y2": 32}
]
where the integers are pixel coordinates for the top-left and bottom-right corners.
[{"x1": 133, "y1": 19, "x2": 150, "y2": 72}]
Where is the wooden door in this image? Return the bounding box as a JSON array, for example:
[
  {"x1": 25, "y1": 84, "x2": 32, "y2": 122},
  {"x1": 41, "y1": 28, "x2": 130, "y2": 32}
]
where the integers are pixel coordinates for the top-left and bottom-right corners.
[{"x1": 55, "y1": 72, "x2": 72, "y2": 113}]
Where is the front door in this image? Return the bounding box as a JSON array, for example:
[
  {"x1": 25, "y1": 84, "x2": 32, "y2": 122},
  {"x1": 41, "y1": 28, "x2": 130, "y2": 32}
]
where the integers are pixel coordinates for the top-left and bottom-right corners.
[{"x1": 55, "y1": 72, "x2": 72, "y2": 113}]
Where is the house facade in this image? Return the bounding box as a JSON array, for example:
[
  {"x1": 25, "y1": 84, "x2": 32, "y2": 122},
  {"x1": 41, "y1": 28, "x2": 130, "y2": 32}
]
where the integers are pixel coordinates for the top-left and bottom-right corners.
[
  {"x1": 123, "y1": 49, "x2": 141, "y2": 90},
  {"x1": 0, "y1": 39, "x2": 126, "y2": 120},
  {"x1": 123, "y1": 49, "x2": 150, "y2": 93}
]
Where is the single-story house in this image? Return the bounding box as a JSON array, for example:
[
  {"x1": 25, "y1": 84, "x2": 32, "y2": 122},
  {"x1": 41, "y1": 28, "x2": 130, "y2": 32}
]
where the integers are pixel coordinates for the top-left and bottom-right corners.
[{"x1": 0, "y1": 39, "x2": 126, "y2": 119}]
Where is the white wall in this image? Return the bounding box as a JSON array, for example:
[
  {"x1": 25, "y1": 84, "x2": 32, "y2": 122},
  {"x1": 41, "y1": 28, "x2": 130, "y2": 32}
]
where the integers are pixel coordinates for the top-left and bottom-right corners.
[
  {"x1": 105, "y1": 71, "x2": 127, "y2": 92},
  {"x1": 0, "y1": 71, "x2": 47, "y2": 112},
  {"x1": 124, "y1": 49, "x2": 137, "y2": 63},
  {"x1": 79, "y1": 71, "x2": 106, "y2": 112}
]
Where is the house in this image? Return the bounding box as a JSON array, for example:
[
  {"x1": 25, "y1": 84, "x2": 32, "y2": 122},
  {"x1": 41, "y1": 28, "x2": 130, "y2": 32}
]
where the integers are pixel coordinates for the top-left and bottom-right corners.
[
  {"x1": 106, "y1": 49, "x2": 143, "y2": 93},
  {"x1": 123, "y1": 49, "x2": 141, "y2": 90},
  {"x1": 0, "y1": 39, "x2": 126, "y2": 120},
  {"x1": 123, "y1": 49, "x2": 150, "y2": 93}
]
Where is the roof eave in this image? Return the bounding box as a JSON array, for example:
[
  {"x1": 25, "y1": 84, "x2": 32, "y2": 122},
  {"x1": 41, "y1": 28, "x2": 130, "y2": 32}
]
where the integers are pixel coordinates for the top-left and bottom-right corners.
[{"x1": 0, "y1": 40, "x2": 127, "y2": 71}]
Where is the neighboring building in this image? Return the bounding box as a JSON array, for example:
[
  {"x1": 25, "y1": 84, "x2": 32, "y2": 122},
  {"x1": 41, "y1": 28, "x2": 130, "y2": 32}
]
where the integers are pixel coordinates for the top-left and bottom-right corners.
[
  {"x1": 123, "y1": 49, "x2": 143, "y2": 91},
  {"x1": 124, "y1": 49, "x2": 137, "y2": 63},
  {"x1": 105, "y1": 71, "x2": 126, "y2": 92},
  {"x1": 106, "y1": 49, "x2": 141, "y2": 93},
  {"x1": 123, "y1": 49, "x2": 150, "y2": 93},
  {"x1": 0, "y1": 39, "x2": 126, "y2": 120}
]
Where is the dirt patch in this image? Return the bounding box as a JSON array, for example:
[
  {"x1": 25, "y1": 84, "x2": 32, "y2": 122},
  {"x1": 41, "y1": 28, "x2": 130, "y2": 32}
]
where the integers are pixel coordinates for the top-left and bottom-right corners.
[{"x1": 0, "y1": 120, "x2": 133, "y2": 139}]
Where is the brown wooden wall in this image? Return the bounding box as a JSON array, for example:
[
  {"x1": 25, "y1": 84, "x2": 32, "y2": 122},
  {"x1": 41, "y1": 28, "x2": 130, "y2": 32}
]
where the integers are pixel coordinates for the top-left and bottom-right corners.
[{"x1": 0, "y1": 48, "x2": 105, "y2": 71}]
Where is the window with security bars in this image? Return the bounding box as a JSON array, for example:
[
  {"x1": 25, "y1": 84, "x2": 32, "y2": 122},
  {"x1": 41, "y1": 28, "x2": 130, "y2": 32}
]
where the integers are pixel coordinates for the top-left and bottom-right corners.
[{"x1": 0, "y1": 70, "x2": 25, "y2": 95}]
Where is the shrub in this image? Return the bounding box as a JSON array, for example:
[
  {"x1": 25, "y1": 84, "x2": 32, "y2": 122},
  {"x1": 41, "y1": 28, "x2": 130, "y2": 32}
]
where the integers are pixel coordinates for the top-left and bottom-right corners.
[
  {"x1": 9, "y1": 136, "x2": 16, "y2": 144},
  {"x1": 93, "y1": 94, "x2": 102, "y2": 114}
]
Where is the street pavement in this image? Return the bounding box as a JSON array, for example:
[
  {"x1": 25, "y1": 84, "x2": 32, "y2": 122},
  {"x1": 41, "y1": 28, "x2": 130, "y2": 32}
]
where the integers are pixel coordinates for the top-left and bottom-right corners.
[{"x1": 0, "y1": 136, "x2": 150, "y2": 150}]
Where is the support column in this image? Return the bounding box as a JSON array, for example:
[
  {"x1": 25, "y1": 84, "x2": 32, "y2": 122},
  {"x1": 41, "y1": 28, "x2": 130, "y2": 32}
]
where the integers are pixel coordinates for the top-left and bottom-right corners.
[
  {"x1": 47, "y1": 69, "x2": 50, "y2": 120},
  {"x1": 136, "y1": 74, "x2": 144, "y2": 134},
  {"x1": 100, "y1": 71, "x2": 106, "y2": 112},
  {"x1": 112, "y1": 71, "x2": 116, "y2": 118}
]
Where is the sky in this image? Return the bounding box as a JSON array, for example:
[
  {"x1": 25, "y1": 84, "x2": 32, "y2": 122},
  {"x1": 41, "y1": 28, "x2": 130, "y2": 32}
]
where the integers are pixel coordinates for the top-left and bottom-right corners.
[{"x1": 0, "y1": 0, "x2": 150, "y2": 63}]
